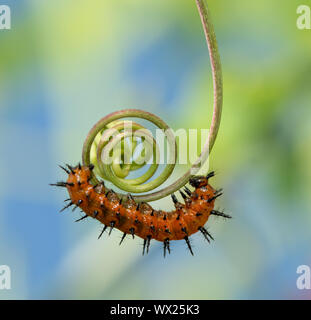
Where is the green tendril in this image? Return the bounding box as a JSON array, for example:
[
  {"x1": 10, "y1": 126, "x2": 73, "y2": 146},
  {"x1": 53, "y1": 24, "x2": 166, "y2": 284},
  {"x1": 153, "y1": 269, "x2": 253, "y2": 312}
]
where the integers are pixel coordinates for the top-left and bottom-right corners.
[{"x1": 82, "y1": 0, "x2": 222, "y2": 202}]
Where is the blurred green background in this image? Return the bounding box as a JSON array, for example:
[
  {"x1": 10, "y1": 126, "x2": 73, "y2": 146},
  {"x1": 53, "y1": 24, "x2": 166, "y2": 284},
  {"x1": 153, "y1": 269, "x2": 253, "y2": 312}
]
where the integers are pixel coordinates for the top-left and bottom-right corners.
[{"x1": 0, "y1": 0, "x2": 310, "y2": 299}]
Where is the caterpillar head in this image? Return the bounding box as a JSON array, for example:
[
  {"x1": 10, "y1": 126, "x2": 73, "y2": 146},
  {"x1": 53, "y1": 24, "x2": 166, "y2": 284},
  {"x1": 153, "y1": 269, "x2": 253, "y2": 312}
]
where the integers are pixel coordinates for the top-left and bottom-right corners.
[
  {"x1": 189, "y1": 172, "x2": 214, "y2": 188},
  {"x1": 189, "y1": 176, "x2": 208, "y2": 188}
]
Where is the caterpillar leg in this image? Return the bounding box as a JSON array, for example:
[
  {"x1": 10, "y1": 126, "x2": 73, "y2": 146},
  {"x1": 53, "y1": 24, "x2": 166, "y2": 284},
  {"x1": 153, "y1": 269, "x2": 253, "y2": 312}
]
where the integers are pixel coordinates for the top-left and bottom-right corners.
[
  {"x1": 198, "y1": 226, "x2": 214, "y2": 243},
  {"x1": 163, "y1": 238, "x2": 171, "y2": 258},
  {"x1": 142, "y1": 236, "x2": 151, "y2": 255},
  {"x1": 184, "y1": 236, "x2": 194, "y2": 256},
  {"x1": 98, "y1": 225, "x2": 108, "y2": 239},
  {"x1": 119, "y1": 233, "x2": 127, "y2": 245}
]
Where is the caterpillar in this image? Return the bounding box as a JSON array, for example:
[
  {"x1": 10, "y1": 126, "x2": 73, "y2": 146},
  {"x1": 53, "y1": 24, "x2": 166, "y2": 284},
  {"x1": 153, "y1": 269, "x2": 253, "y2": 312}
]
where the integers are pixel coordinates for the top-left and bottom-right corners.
[{"x1": 51, "y1": 163, "x2": 231, "y2": 256}]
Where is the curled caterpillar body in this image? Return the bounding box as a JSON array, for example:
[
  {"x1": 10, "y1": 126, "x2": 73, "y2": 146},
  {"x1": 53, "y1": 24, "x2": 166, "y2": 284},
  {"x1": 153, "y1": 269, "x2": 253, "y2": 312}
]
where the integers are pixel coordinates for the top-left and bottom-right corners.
[{"x1": 52, "y1": 164, "x2": 231, "y2": 256}]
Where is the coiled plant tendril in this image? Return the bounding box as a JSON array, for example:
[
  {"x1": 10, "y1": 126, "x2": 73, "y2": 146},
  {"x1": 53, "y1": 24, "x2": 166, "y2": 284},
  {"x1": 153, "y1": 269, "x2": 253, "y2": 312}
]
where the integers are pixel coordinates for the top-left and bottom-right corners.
[{"x1": 82, "y1": 0, "x2": 222, "y2": 203}]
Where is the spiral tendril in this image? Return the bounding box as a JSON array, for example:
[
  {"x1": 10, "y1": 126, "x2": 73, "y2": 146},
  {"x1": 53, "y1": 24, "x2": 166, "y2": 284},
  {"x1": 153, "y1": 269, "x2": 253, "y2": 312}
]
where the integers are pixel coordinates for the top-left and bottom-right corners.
[{"x1": 82, "y1": 1, "x2": 223, "y2": 203}]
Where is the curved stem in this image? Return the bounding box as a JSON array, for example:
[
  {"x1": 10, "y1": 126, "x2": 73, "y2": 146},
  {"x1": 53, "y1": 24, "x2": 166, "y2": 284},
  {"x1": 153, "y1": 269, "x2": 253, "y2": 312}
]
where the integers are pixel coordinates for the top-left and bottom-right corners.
[
  {"x1": 196, "y1": 0, "x2": 223, "y2": 152},
  {"x1": 135, "y1": 0, "x2": 223, "y2": 201},
  {"x1": 82, "y1": 0, "x2": 223, "y2": 202}
]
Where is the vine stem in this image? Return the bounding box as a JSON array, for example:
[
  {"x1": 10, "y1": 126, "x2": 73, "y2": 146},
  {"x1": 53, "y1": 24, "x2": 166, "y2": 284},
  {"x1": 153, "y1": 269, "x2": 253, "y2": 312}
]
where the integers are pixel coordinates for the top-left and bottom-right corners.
[
  {"x1": 136, "y1": 0, "x2": 223, "y2": 201},
  {"x1": 196, "y1": 0, "x2": 223, "y2": 153},
  {"x1": 82, "y1": 0, "x2": 223, "y2": 202}
]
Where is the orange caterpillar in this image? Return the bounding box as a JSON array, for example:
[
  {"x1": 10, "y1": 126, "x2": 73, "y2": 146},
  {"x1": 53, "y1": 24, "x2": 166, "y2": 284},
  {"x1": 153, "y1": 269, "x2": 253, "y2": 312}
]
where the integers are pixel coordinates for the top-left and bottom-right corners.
[{"x1": 51, "y1": 164, "x2": 231, "y2": 256}]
